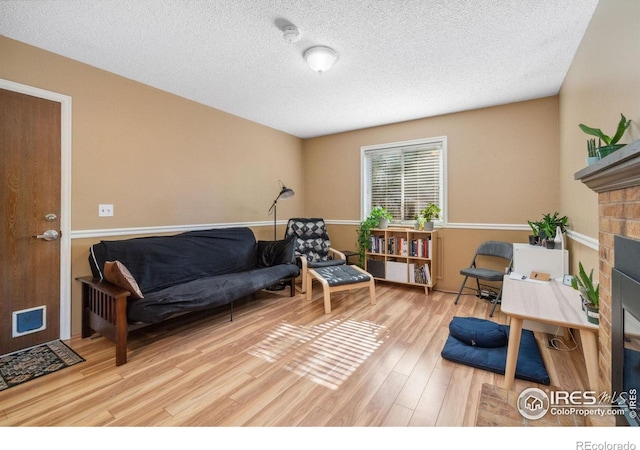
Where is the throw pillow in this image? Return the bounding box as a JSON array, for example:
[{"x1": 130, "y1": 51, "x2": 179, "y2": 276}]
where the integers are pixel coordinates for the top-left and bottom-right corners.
[
  {"x1": 448, "y1": 316, "x2": 508, "y2": 348},
  {"x1": 257, "y1": 236, "x2": 296, "y2": 267},
  {"x1": 103, "y1": 260, "x2": 144, "y2": 299}
]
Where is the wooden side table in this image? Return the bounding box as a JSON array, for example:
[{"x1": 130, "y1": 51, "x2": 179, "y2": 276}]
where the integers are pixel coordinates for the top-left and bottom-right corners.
[{"x1": 341, "y1": 250, "x2": 359, "y2": 265}]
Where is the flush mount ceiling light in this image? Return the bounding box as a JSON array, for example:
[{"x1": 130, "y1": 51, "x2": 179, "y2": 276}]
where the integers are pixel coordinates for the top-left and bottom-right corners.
[{"x1": 304, "y1": 46, "x2": 337, "y2": 73}]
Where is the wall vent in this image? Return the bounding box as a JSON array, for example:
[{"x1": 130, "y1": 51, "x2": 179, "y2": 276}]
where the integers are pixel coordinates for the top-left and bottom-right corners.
[{"x1": 12, "y1": 306, "x2": 46, "y2": 337}]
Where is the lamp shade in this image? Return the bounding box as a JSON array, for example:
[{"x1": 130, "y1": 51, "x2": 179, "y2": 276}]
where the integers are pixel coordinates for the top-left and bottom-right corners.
[
  {"x1": 278, "y1": 186, "x2": 295, "y2": 199},
  {"x1": 304, "y1": 46, "x2": 337, "y2": 73},
  {"x1": 269, "y1": 181, "x2": 295, "y2": 240}
]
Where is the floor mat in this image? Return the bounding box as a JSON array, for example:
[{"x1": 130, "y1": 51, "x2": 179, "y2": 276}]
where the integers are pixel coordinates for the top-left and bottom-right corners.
[{"x1": 0, "y1": 340, "x2": 85, "y2": 391}]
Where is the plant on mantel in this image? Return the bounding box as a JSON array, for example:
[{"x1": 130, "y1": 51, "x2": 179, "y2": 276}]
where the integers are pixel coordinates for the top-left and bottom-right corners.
[
  {"x1": 585, "y1": 138, "x2": 599, "y2": 165},
  {"x1": 579, "y1": 113, "x2": 631, "y2": 160}
]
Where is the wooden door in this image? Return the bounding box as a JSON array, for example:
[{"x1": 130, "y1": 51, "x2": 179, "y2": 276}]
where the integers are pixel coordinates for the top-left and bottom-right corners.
[{"x1": 1, "y1": 88, "x2": 61, "y2": 355}]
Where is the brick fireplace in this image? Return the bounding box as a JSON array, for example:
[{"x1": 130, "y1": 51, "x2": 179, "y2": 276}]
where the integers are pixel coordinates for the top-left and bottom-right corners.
[{"x1": 575, "y1": 139, "x2": 640, "y2": 395}]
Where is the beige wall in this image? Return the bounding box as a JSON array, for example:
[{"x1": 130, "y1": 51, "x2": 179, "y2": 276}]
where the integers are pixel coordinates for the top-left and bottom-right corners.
[
  {"x1": 559, "y1": 0, "x2": 640, "y2": 275},
  {"x1": 0, "y1": 36, "x2": 305, "y2": 230},
  {"x1": 304, "y1": 97, "x2": 560, "y2": 224},
  {"x1": 304, "y1": 97, "x2": 560, "y2": 291},
  {"x1": 558, "y1": 0, "x2": 640, "y2": 393},
  {"x1": 1, "y1": 36, "x2": 304, "y2": 334}
]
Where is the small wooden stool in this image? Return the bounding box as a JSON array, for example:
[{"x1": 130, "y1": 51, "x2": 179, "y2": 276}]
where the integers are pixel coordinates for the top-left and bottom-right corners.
[{"x1": 306, "y1": 265, "x2": 376, "y2": 314}]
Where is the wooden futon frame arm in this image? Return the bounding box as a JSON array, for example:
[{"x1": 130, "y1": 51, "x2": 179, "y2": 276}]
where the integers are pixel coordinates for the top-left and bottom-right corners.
[{"x1": 77, "y1": 276, "x2": 132, "y2": 366}]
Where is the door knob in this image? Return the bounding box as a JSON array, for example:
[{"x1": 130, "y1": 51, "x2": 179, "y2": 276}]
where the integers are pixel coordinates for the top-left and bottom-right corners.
[{"x1": 34, "y1": 230, "x2": 60, "y2": 241}]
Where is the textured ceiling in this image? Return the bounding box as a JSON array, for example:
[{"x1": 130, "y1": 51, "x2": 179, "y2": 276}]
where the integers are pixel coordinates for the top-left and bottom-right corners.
[{"x1": 0, "y1": 0, "x2": 599, "y2": 138}]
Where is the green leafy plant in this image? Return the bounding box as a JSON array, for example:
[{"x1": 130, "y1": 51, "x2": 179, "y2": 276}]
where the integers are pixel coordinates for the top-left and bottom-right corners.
[
  {"x1": 526, "y1": 212, "x2": 567, "y2": 247},
  {"x1": 541, "y1": 221, "x2": 557, "y2": 241},
  {"x1": 527, "y1": 219, "x2": 543, "y2": 245},
  {"x1": 570, "y1": 262, "x2": 599, "y2": 308},
  {"x1": 370, "y1": 206, "x2": 393, "y2": 221},
  {"x1": 417, "y1": 203, "x2": 441, "y2": 225},
  {"x1": 356, "y1": 206, "x2": 392, "y2": 267},
  {"x1": 587, "y1": 138, "x2": 598, "y2": 158},
  {"x1": 527, "y1": 220, "x2": 542, "y2": 237},
  {"x1": 579, "y1": 113, "x2": 631, "y2": 153},
  {"x1": 540, "y1": 212, "x2": 568, "y2": 240}
]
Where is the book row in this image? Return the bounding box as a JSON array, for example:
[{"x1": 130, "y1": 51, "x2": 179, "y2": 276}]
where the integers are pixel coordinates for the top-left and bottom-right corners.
[
  {"x1": 411, "y1": 263, "x2": 432, "y2": 284},
  {"x1": 368, "y1": 235, "x2": 432, "y2": 258}
]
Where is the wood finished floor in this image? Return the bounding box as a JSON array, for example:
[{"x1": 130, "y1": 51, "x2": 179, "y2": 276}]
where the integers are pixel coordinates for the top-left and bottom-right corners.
[{"x1": 0, "y1": 282, "x2": 592, "y2": 427}]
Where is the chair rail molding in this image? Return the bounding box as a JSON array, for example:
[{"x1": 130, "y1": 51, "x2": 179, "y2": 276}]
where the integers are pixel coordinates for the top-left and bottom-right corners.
[
  {"x1": 566, "y1": 229, "x2": 599, "y2": 251},
  {"x1": 72, "y1": 221, "x2": 600, "y2": 247},
  {"x1": 71, "y1": 221, "x2": 273, "y2": 239}
]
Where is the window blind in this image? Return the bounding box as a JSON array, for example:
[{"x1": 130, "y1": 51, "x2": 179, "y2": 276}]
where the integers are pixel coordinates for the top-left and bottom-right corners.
[{"x1": 362, "y1": 138, "x2": 445, "y2": 222}]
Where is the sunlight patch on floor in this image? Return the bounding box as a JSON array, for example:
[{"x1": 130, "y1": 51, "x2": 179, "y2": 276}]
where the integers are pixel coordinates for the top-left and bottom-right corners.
[{"x1": 248, "y1": 319, "x2": 387, "y2": 389}]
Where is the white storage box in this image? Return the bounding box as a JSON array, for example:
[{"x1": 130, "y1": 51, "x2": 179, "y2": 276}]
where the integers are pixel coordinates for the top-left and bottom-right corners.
[
  {"x1": 386, "y1": 261, "x2": 408, "y2": 283},
  {"x1": 513, "y1": 243, "x2": 568, "y2": 280}
]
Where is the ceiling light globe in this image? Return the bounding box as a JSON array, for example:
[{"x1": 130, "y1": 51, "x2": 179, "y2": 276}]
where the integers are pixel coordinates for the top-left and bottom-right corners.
[{"x1": 304, "y1": 46, "x2": 337, "y2": 73}]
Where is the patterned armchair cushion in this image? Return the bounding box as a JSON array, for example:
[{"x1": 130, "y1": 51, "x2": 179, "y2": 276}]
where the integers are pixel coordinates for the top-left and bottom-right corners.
[
  {"x1": 298, "y1": 237, "x2": 330, "y2": 261},
  {"x1": 285, "y1": 218, "x2": 332, "y2": 262}
]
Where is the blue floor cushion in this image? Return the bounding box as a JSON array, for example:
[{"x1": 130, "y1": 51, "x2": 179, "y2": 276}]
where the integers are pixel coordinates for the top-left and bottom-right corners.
[
  {"x1": 448, "y1": 316, "x2": 508, "y2": 348},
  {"x1": 441, "y1": 316, "x2": 550, "y2": 385}
]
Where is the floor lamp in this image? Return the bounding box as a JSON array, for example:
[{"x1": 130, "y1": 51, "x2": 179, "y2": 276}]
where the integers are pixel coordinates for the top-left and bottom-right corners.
[
  {"x1": 266, "y1": 181, "x2": 294, "y2": 291},
  {"x1": 268, "y1": 180, "x2": 295, "y2": 240}
]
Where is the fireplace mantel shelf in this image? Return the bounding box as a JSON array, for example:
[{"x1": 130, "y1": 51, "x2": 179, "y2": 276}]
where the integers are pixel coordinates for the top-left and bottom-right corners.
[{"x1": 575, "y1": 139, "x2": 640, "y2": 193}]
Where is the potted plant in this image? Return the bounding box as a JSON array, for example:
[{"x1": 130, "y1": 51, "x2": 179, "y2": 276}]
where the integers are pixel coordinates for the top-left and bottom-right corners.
[
  {"x1": 370, "y1": 206, "x2": 393, "y2": 229},
  {"x1": 417, "y1": 203, "x2": 441, "y2": 231},
  {"x1": 570, "y1": 262, "x2": 599, "y2": 325},
  {"x1": 579, "y1": 113, "x2": 631, "y2": 159},
  {"x1": 541, "y1": 222, "x2": 557, "y2": 249},
  {"x1": 412, "y1": 213, "x2": 421, "y2": 229},
  {"x1": 527, "y1": 220, "x2": 542, "y2": 245},
  {"x1": 356, "y1": 206, "x2": 392, "y2": 267},
  {"x1": 586, "y1": 138, "x2": 600, "y2": 166},
  {"x1": 539, "y1": 212, "x2": 568, "y2": 249}
]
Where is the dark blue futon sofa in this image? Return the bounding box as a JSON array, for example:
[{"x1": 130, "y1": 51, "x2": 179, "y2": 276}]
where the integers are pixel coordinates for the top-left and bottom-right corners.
[{"x1": 78, "y1": 227, "x2": 299, "y2": 365}]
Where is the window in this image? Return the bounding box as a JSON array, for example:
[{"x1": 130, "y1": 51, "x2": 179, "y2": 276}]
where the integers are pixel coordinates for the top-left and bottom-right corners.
[{"x1": 361, "y1": 137, "x2": 446, "y2": 223}]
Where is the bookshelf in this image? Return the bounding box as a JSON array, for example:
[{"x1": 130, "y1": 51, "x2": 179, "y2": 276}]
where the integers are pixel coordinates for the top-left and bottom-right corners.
[{"x1": 364, "y1": 227, "x2": 437, "y2": 294}]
